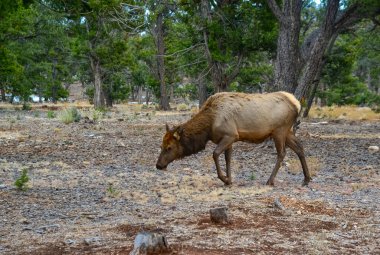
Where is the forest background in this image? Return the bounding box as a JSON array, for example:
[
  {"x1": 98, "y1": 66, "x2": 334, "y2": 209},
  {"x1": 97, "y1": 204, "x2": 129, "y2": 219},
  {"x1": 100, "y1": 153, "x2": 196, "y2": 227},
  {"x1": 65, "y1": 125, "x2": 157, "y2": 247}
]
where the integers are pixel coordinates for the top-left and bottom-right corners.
[{"x1": 1, "y1": 0, "x2": 379, "y2": 116}]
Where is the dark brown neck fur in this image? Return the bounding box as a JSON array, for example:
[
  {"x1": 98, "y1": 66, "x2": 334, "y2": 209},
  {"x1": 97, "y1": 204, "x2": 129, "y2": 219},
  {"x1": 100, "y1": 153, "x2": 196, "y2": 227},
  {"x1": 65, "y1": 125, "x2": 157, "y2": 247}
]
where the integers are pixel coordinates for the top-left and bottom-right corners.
[{"x1": 179, "y1": 108, "x2": 215, "y2": 157}]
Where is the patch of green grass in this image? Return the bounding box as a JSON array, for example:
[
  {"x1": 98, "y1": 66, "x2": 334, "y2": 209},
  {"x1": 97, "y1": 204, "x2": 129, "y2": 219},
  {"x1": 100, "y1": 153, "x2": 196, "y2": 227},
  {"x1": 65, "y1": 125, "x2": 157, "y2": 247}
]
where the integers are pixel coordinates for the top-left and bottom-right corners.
[
  {"x1": 107, "y1": 184, "x2": 119, "y2": 197},
  {"x1": 47, "y1": 110, "x2": 56, "y2": 119},
  {"x1": 249, "y1": 172, "x2": 256, "y2": 181},
  {"x1": 14, "y1": 169, "x2": 29, "y2": 191},
  {"x1": 59, "y1": 107, "x2": 81, "y2": 124}
]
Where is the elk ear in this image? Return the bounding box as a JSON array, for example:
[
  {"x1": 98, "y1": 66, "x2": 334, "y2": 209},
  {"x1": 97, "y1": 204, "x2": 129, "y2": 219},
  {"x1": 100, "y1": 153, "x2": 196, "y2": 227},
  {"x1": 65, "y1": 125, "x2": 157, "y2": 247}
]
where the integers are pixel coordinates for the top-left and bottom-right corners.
[
  {"x1": 173, "y1": 131, "x2": 180, "y2": 140},
  {"x1": 166, "y1": 123, "x2": 170, "y2": 132},
  {"x1": 173, "y1": 126, "x2": 183, "y2": 140}
]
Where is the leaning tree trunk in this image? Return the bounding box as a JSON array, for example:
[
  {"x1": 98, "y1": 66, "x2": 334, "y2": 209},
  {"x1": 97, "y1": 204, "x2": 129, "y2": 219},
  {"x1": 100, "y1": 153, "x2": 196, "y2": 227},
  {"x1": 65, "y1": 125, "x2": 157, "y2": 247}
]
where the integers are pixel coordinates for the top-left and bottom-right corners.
[
  {"x1": 295, "y1": 0, "x2": 340, "y2": 101},
  {"x1": 155, "y1": 11, "x2": 170, "y2": 111}
]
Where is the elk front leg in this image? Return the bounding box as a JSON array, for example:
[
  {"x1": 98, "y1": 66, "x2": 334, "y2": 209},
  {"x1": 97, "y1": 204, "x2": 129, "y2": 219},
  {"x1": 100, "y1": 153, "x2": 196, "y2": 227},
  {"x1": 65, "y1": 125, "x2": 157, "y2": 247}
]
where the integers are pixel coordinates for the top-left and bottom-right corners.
[{"x1": 213, "y1": 137, "x2": 235, "y2": 185}]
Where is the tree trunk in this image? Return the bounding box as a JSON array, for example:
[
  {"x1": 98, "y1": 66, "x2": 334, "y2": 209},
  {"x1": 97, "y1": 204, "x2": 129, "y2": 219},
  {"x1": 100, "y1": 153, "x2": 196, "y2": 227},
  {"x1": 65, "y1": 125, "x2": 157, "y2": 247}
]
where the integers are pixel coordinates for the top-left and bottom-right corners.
[
  {"x1": 137, "y1": 86, "x2": 143, "y2": 104},
  {"x1": 51, "y1": 57, "x2": 58, "y2": 104},
  {"x1": 155, "y1": 11, "x2": 170, "y2": 111},
  {"x1": 90, "y1": 55, "x2": 105, "y2": 108},
  {"x1": 104, "y1": 88, "x2": 113, "y2": 107},
  {"x1": 267, "y1": 0, "x2": 302, "y2": 93},
  {"x1": 1, "y1": 88, "x2": 6, "y2": 101},
  {"x1": 146, "y1": 89, "x2": 150, "y2": 105},
  {"x1": 197, "y1": 76, "x2": 208, "y2": 107},
  {"x1": 295, "y1": 0, "x2": 340, "y2": 100}
]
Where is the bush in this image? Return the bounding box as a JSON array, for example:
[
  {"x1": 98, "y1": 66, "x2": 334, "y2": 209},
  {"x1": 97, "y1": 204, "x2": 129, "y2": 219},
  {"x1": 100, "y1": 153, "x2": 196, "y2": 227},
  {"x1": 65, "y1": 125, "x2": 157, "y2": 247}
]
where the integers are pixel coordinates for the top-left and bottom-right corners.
[
  {"x1": 59, "y1": 107, "x2": 81, "y2": 124},
  {"x1": 176, "y1": 103, "x2": 189, "y2": 111},
  {"x1": 14, "y1": 169, "x2": 29, "y2": 191},
  {"x1": 92, "y1": 109, "x2": 104, "y2": 121},
  {"x1": 22, "y1": 103, "x2": 32, "y2": 111},
  {"x1": 47, "y1": 110, "x2": 56, "y2": 119}
]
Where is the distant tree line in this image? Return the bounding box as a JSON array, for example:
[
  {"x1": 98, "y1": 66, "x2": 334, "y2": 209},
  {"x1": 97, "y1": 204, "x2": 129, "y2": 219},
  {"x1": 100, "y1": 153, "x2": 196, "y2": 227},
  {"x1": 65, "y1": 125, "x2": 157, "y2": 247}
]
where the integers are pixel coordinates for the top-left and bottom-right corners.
[{"x1": 0, "y1": 0, "x2": 379, "y2": 114}]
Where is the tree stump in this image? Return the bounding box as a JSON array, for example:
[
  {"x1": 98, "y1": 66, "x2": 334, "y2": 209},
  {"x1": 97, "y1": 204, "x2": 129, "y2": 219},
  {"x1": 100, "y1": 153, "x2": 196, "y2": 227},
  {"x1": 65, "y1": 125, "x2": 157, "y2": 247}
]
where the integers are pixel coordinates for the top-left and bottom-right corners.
[
  {"x1": 210, "y1": 207, "x2": 229, "y2": 224},
  {"x1": 130, "y1": 232, "x2": 169, "y2": 255}
]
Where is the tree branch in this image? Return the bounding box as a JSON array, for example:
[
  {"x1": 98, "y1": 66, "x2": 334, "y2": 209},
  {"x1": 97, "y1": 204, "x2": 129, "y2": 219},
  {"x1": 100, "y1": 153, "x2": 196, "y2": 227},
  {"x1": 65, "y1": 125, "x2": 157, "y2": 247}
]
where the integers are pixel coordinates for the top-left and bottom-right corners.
[
  {"x1": 333, "y1": 3, "x2": 361, "y2": 33},
  {"x1": 226, "y1": 52, "x2": 244, "y2": 84},
  {"x1": 266, "y1": 0, "x2": 285, "y2": 22}
]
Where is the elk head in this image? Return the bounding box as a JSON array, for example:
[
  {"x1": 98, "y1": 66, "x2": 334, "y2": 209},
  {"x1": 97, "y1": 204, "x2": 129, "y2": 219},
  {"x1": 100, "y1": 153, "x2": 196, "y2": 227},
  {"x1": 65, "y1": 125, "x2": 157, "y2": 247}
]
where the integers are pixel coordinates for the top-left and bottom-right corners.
[{"x1": 156, "y1": 124, "x2": 184, "y2": 170}]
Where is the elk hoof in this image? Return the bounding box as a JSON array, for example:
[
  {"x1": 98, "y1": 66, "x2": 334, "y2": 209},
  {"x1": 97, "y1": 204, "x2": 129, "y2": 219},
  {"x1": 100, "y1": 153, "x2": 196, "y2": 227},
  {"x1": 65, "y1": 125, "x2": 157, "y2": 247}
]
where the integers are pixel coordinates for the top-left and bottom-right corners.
[
  {"x1": 266, "y1": 180, "x2": 274, "y2": 186},
  {"x1": 224, "y1": 180, "x2": 232, "y2": 186},
  {"x1": 302, "y1": 178, "x2": 311, "y2": 186}
]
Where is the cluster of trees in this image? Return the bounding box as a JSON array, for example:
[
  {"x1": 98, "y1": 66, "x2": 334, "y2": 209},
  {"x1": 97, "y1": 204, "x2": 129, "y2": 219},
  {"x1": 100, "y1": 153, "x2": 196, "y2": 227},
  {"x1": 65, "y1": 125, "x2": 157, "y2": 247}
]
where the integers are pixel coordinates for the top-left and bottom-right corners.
[{"x1": 1, "y1": 0, "x2": 379, "y2": 114}]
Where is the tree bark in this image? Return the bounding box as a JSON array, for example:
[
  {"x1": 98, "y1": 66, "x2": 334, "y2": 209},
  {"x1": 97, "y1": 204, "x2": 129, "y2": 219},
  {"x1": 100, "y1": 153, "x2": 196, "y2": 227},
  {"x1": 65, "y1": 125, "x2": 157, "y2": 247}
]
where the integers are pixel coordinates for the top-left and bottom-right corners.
[
  {"x1": 155, "y1": 11, "x2": 170, "y2": 111},
  {"x1": 145, "y1": 89, "x2": 151, "y2": 105},
  {"x1": 51, "y1": 57, "x2": 58, "y2": 104},
  {"x1": 295, "y1": 0, "x2": 340, "y2": 100},
  {"x1": 267, "y1": 0, "x2": 302, "y2": 93},
  {"x1": 137, "y1": 86, "x2": 143, "y2": 104},
  {"x1": 197, "y1": 76, "x2": 208, "y2": 107},
  {"x1": 0, "y1": 88, "x2": 5, "y2": 101},
  {"x1": 90, "y1": 55, "x2": 105, "y2": 108}
]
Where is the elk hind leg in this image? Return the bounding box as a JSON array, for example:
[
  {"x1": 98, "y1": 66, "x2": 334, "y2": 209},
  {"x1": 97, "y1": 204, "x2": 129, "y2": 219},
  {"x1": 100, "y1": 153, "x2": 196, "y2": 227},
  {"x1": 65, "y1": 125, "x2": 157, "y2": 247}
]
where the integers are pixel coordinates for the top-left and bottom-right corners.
[
  {"x1": 285, "y1": 132, "x2": 311, "y2": 186},
  {"x1": 266, "y1": 134, "x2": 286, "y2": 186}
]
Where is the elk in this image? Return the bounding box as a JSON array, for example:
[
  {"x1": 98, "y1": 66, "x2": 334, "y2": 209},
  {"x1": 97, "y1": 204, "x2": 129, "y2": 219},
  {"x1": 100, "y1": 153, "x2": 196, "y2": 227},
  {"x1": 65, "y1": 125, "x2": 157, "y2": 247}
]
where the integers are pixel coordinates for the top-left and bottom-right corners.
[{"x1": 156, "y1": 92, "x2": 311, "y2": 186}]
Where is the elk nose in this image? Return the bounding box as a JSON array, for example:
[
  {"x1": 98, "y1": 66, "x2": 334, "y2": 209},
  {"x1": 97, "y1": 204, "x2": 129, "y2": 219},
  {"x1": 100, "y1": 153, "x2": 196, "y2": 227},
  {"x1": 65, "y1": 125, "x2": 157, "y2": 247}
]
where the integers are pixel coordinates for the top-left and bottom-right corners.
[{"x1": 156, "y1": 164, "x2": 163, "y2": 170}]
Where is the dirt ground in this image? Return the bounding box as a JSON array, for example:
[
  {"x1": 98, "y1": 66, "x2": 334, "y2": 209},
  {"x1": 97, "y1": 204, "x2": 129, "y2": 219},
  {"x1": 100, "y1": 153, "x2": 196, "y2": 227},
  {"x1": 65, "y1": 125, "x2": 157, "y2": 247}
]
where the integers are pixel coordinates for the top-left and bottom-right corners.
[{"x1": 0, "y1": 104, "x2": 379, "y2": 255}]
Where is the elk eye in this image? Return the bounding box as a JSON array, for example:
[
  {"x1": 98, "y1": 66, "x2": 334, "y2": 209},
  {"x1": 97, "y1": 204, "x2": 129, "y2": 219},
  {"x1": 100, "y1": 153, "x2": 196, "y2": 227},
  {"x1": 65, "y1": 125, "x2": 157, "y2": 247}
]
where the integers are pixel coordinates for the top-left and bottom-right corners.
[{"x1": 167, "y1": 147, "x2": 172, "y2": 151}]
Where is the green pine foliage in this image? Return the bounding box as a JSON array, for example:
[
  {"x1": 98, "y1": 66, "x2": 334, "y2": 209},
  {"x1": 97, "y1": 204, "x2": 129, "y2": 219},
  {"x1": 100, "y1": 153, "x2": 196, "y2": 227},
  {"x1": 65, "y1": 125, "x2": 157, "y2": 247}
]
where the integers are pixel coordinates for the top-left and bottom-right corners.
[{"x1": 0, "y1": 0, "x2": 379, "y2": 108}]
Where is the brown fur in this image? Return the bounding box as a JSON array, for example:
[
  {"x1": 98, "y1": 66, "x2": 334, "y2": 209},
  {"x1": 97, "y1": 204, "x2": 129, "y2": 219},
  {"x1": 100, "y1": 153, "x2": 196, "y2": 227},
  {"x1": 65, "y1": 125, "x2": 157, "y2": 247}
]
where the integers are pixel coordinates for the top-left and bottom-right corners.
[{"x1": 180, "y1": 108, "x2": 215, "y2": 156}]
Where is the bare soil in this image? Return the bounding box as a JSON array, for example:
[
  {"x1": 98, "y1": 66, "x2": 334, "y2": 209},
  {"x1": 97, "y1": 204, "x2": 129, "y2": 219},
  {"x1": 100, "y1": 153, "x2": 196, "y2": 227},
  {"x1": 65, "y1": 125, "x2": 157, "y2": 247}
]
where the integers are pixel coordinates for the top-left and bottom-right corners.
[{"x1": 0, "y1": 106, "x2": 379, "y2": 255}]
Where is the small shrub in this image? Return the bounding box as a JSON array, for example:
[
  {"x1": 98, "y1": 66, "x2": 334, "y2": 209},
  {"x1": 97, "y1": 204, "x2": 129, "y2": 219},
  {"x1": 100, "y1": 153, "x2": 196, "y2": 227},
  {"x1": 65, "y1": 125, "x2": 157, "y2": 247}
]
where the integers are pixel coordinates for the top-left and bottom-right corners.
[
  {"x1": 107, "y1": 184, "x2": 119, "y2": 197},
  {"x1": 59, "y1": 107, "x2": 81, "y2": 124},
  {"x1": 7, "y1": 116, "x2": 16, "y2": 130},
  {"x1": 47, "y1": 110, "x2": 56, "y2": 119},
  {"x1": 22, "y1": 103, "x2": 32, "y2": 111},
  {"x1": 14, "y1": 169, "x2": 29, "y2": 191},
  {"x1": 249, "y1": 172, "x2": 256, "y2": 181},
  {"x1": 92, "y1": 109, "x2": 104, "y2": 122},
  {"x1": 177, "y1": 103, "x2": 189, "y2": 111}
]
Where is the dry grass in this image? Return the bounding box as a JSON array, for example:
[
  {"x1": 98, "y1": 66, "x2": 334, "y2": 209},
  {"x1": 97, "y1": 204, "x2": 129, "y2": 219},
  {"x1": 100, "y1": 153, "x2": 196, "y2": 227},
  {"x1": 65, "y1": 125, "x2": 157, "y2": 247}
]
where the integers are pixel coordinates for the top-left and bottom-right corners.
[{"x1": 308, "y1": 105, "x2": 380, "y2": 121}]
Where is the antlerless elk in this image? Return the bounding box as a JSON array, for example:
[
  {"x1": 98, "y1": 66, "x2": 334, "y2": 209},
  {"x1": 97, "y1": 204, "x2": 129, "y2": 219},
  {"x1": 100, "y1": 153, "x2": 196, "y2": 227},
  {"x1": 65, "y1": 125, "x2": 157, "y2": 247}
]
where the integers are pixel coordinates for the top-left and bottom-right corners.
[{"x1": 156, "y1": 92, "x2": 311, "y2": 186}]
